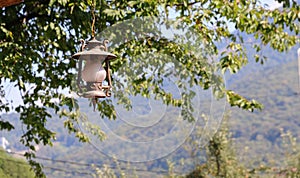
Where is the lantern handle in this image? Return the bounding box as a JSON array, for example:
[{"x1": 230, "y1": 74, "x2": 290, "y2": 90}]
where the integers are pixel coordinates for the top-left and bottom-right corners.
[
  {"x1": 76, "y1": 39, "x2": 86, "y2": 94},
  {"x1": 99, "y1": 45, "x2": 106, "y2": 50},
  {"x1": 80, "y1": 39, "x2": 86, "y2": 51},
  {"x1": 103, "y1": 40, "x2": 109, "y2": 51},
  {"x1": 98, "y1": 40, "x2": 109, "y2": 51}
]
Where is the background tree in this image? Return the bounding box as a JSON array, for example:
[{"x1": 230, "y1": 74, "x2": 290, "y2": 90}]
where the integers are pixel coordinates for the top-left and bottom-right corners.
[
  {"x1": 186, "y1": 114, "x2": 300, "y2": 178},
  {"x1": 0, "y1": 149, "x2": 35, "y2": 177},
  {"x1": 0, "y1": 0, "x2": 299, "y2": 176},
  {"x1": 186, "y1": 114, "x2": 249, "y2": 178}
]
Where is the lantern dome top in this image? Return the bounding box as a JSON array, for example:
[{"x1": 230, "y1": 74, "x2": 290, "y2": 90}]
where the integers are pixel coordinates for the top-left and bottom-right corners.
[{"x1": 72, "y1": 38, "x2": 117, "y2": 60}]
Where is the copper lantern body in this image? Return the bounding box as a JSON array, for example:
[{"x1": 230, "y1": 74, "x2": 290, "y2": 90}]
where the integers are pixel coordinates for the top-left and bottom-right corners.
[{"x1": 72, "y1": 38, "x2": 116, "y2": 99}]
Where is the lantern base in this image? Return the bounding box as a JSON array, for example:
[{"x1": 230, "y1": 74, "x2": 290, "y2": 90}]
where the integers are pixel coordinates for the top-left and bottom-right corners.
[{"x1": 82, "y1": 90, "x2": 106, "y2": 98}]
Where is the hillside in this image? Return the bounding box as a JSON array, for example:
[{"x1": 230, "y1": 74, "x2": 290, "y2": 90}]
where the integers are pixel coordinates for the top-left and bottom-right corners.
[
  {"x1": 0, "y1": 149, "x2": 34, "y2": 177},
  {"x1": 228, "y1": 48, "x2": 300, "y2": 168}
]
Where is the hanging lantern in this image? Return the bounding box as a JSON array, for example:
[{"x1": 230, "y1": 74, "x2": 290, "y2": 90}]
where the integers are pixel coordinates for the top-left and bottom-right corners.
[{"x1": 72, "y1": 37, "x2": 117, "y2": 99}]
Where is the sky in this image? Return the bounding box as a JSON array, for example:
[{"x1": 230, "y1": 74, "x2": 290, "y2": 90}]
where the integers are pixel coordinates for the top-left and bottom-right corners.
[
  {"x1": 0, "y1": 0, "x2": 286, "y2": 112},
  {"x1": 263, "y1": 0, "x2": 283, "y2": 9}
]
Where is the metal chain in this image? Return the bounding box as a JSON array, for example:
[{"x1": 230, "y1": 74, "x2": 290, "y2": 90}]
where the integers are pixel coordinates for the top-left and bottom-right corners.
[{"x1": 91, "y1": 0, "x2": 96, "y2": 38}]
